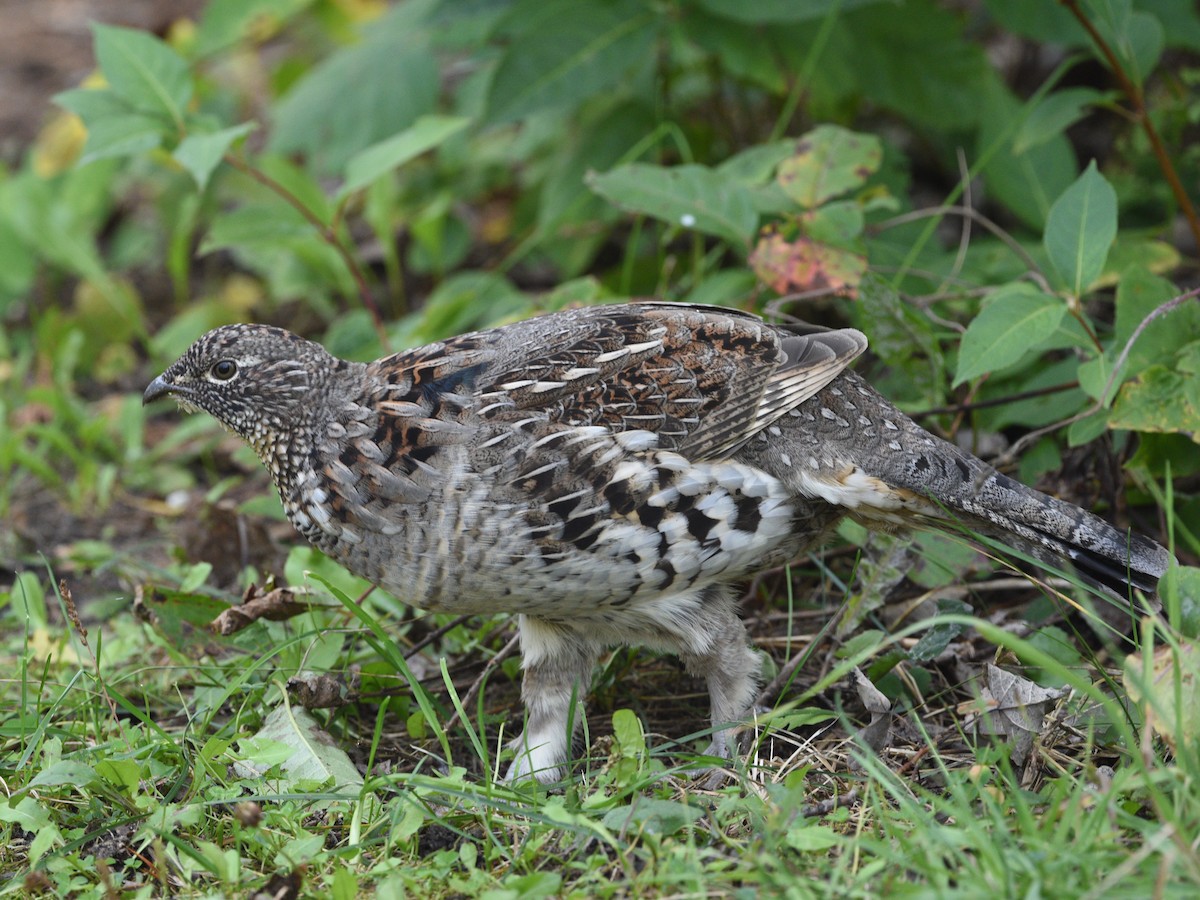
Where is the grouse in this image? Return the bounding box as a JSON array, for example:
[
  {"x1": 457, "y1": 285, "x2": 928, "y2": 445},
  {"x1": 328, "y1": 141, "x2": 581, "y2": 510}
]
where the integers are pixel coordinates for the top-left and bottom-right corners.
[{"x1": 144, "y1": 302, "x2": 1172, "y2": 782}]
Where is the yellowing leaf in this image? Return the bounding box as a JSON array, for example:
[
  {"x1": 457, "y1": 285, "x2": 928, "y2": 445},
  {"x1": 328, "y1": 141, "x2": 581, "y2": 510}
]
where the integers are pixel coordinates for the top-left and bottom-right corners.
[{"x1": 1109, "y1": 362, "x2": 1200, "y2": 442}]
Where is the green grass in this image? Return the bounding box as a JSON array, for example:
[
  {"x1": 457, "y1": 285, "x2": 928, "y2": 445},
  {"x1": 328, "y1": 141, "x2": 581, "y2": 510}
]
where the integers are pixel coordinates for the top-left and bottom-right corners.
[{"x1": 3, "y1": 541, "x2": 1199, "y2": 897}]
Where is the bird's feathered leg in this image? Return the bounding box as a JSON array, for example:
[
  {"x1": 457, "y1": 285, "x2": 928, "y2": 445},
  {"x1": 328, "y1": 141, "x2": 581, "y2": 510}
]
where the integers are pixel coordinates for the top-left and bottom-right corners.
[{"x1": 504, "y1": 615, "x2": 600, "y2": 783}]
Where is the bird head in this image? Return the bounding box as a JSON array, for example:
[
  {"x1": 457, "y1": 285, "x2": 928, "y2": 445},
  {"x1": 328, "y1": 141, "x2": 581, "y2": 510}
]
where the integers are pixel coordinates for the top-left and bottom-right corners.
[{"x1": 144, "y1": 324, "x2": 335, "y2": 457}]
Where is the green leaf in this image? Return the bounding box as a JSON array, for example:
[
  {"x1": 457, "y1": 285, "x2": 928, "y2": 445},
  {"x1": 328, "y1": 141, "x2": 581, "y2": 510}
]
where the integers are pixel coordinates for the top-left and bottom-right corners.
[
  {"x1": 954, "y1": 284, "x2": 1065, "y2": 385},
  {"x1": 339, "y1": 116, "x2": 470, "y2": 198},
  {"x1": 777, "y1": 125, "x2": 882, "y2": 208},
  {"x1": 200, "y1": 205, "x2": 312, "y2": 254},
  {"x1": 194, "y1": 0, "x2": 316, "y2": 56},
  {"x1": 486, "y1": 0, "x2": 657, "y2": 124},
  {"x1": 79, "y1": 113, "x2": 166, "y2": 165},
  {"x1": 700, "y1": 0, "x2": 888, "y2": 22},
  {"x1": 173, "y1": 123, "x2": 257, "y2": 190},
  {"x1": 0, "y1": 797, "x2": 50, "y2": 831},
  {"x1": 908, "y1": 600, "x2": 972, "y2": 662},
  {"x1": 95, "y1": 759, "x2": 142, "y2": 795},
  {"x1": 977, "y1": 77, "x2": 1077, "y2": 230},
  {"x1": 611, "y1": 708, "x2": 646, "y2": 756},
  {"x1": 716, "y1": 141, "x2": 797, "y2": 185},
  {"x1": 1013, "y1": 88, "x2": 1107, "y2": 154},
  {"x1": 696, "y1": 0, "x2": 890, "y2": 24},
  {"x1": 836, "y1": 1, "x2": 992, "y2": 130},
  {"x1": 56, "y1": 87, "x2": 168, "y2": 163},
  {"x1": 268, "y1": 10, "x2": 439, "y2": 174},
  {"x1": 29, "y1": 761, "x2": 98, "y2": 789},
  {"x1": 1109, "y1": 354, "x2": 1200, "y2": 440},
  {"x1": 1112, "y1": 266, "x2": 1200, "y2": 375},
  {"x1": 91, "y1": 23, "x2": 192, "y2": 124},
  {"x1": 234, "y1": 706, "x2": 364, "y2": 800},
  {"x1": 801, "y1": 201, "x2": 865, "y2": 245},
  {"x1": 587, "y1": 163, "x2": 759, "y2": 248},
  {"x1": 785, "y1": 823, "x2": 843, "y2": 852},
  {"x1": 1043, "y1": 161, "x2": 1118, "y2": 296},
  {"x1": 1088, "y1": 1, "x2": 1165, "y2": 85},
  {"x1": 1067, "y1": 409, "x2": 1111, "y2": 446}
]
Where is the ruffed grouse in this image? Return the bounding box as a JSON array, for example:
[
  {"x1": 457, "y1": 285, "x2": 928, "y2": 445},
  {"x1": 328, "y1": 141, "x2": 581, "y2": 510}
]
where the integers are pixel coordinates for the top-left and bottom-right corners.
[{"x1": 145, "y1": 302, "x2": 1171, "y2": 782}]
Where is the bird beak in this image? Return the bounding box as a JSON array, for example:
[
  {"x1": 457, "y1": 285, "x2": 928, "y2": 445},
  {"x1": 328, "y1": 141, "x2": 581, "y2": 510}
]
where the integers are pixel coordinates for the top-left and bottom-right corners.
[{"x1": 143, "y1": 374, "x2": 176, "y2": 406}]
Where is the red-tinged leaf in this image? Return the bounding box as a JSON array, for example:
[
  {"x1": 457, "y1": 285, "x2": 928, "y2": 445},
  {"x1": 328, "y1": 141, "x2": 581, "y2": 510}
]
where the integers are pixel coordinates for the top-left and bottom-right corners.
[{"x1": 750, "y1": 230, "x2": 866, "y2": 297}]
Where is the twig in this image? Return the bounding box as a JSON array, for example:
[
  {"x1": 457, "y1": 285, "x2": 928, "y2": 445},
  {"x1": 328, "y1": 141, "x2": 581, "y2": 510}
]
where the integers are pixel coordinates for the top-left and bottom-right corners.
[
  {"x1": 801, "y1": 787, "x2": 860, "y2": 819},
  {"x1": 1061, "y1": 0, "x2": 1200, "y2": 254},
  {"x1": 910, "y1": 380, "x2": 1080, "y2": 421},
  {"x1": 871, "y1": 205, "x2": 1052, "y2": 293},
  {"x1": 404, "y1": 614, "x2": 473, "y2": 660}
]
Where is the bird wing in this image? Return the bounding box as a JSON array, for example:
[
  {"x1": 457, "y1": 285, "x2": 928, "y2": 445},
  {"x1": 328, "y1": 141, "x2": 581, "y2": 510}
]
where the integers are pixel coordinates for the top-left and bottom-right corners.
[{"x1": 468, "y1": 303, "x2": 867, "y2": 460}]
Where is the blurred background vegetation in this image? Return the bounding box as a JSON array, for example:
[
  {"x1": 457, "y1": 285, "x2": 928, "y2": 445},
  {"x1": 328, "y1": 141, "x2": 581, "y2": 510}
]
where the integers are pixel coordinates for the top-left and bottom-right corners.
[
  {"x1": 2, "y1": 0, "x2": 1199, "y2": 894},
  {"x1": 2, "y1": 0, "x2": 1196, "y2": 596}
]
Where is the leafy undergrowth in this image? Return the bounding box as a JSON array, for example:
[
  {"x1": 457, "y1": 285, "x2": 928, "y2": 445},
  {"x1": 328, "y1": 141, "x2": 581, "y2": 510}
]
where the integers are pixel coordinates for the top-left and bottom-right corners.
[
  {"x1": 4, "y1": 522, "x2": 1200, "y2": 896},
  {"x1": 3, "y1": 0, "x2": 1200, "y2": 895}
]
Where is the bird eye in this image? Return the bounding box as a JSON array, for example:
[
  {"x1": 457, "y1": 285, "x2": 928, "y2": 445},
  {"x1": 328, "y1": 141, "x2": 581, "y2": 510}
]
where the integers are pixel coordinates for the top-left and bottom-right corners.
[{"x1": 210, "y1": 359, "x2": 238, "y2": 381}]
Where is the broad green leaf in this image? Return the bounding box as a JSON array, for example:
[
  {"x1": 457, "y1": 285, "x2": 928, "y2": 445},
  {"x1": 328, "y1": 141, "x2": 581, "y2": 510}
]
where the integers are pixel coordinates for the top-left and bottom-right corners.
[
  {"x1": 54, "y1": 86, "x2": 138, "y2": 121},
  {"x1": 339, "y1": 115, "x2": 469, "y2": 198},
  {"x1": 1013, "y1": 88, "x2": 1108, "y2": 154},
  {"x1": 977, "y1": 77, "x2": 1077, "y2": 230},
  {"x1": 536, "y1": 100, "x2": 656, "y2": 237},
  {"x1": 195, "y1": 0, "x2": 316, "y2": 56},
  {"x1": 0, "y1": 169, "x2": 111, "y2": 283},
  {"x1": 235, "y1": 706, "x2": 364, "y2": 798},
  {"x1": 29, "y1": 761, "x2": 98, "y2": 789},
  {"x1": 954, "y1": 284, "x2": 1065, "y2": 385},
  {"x1": 1113, "y1": 267, "x2": 1200, "y2": 373},
  {"x1": 0, "y1": 797, "x2": 50, "y2": 831},
  {"x1": 95, "y1": 759, "x2": 142, "y2": 795},
  {"x1": 1175, "y1": 566, "x2": 1200, "y2": 638},
  {"x1": 682, "y1": 9, "x2": 790, "y2": 91},
  {"x1": 91, "y1": 23, "x2": 192, "y2": 124},
  {"x1": 836, "y1": 1, "x2": 992, "y2": 131},
  {"x1": 777, "y1": 126, "x2": 882, "y2": 208},
  {"x1": 1110, "y1": 356, "x2": 1200, "y2": 441},
  {"x1": 1067, "y1": 409, "x2": 1111, "y2": 446},
  {"x1": 800, "y1": 201, "x2": 865, "y2": 245},
  {"x1": 909, "y1": 600, "x2": 972, "y2": 661},
  {"x1": 77, "y1": 113, "x2": 165, "y2": 164},
  {"x1": 611, "y1": 708, "x2": 646, "y2": 756},
  {"x1": 173, "y1": 123, "x2": 257, "y2": 190},
  {"x1": 601, "y1": 798, "x2": 703, "y2": 835},
  {"x1": 56, "y1": 88, "x2": 167, "y2": 162},
  {"x1": 587, "y1": 163, "x2": 758, "y2": 248},
  {"x1": 268, "y1": 10, "x2": 439, "y2": 174},
  {"x1": 1088, "y1": 1, "x2": 1165, "y2": 85},
  {"x1": 716, "y1": 141, "x2": 797, "y2": 185},
  {"x1": 200, "y1": 205, "x2": 312, "y2": 254},
  {"x1": 981, "y1": 0, "x2": 1087, "y2": 43},
  {"x1": 786, "y1": 823, "x2": 843, "y2": 852},
  {"x1": 486, "y1": 0, "x2": 657, "y2": 124},
  {"x1": 0, "y1": 210, "x2": 35, "y2": 308},
  {"x1": 696, "y1": 0, "x2": 890, "y2": 24},
  {"x1": 1043, "y1": 161, "x2": 1118, "y2": 296}
]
